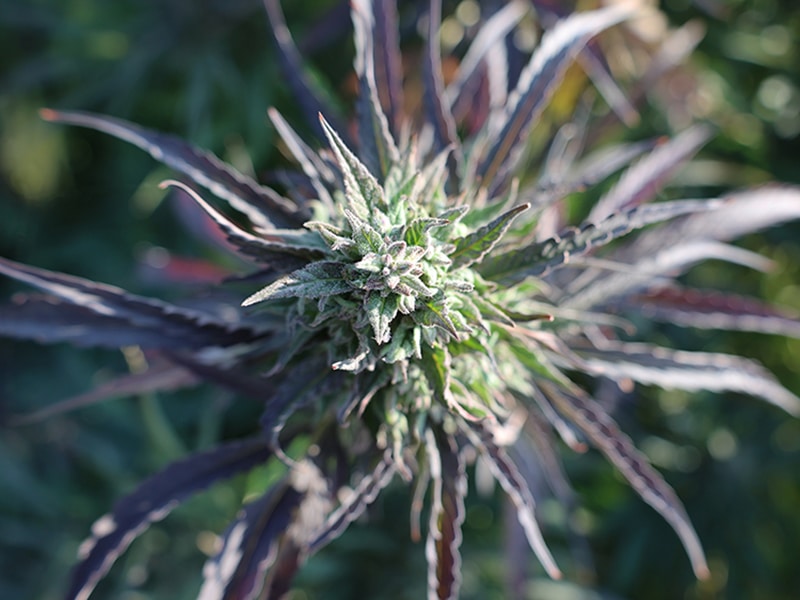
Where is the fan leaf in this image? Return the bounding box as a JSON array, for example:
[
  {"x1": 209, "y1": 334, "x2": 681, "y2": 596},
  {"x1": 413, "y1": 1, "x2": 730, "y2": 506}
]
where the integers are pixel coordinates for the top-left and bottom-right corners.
[
  {"x1": 66, "y1": 438, "x2": 274, "y2": 600},
  {"x1": 40, "y1": 108, "x2": 301, "y2": 230},
  {"x1": 480, "y1": 199, "x2": 722, "y2": 284},
  {"x1": 425, "y1": 426, "x2": 467, "y2": 600},
  {"x1": 538, "y1": 381, "x2": 710, "y2": 579},
  {"x1": 477, "y1": 5, "x2": 633, "y2": 190}
]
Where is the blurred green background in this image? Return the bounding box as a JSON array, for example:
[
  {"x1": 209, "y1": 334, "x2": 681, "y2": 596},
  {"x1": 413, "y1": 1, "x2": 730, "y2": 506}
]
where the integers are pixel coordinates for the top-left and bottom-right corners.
[{"x1": 1, "y1": 1, "x2": 799, "y2": 599}]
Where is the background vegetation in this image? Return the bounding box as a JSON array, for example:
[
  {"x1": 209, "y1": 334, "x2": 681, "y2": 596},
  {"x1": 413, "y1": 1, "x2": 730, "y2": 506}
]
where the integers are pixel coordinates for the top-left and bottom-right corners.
[{"x1": 1, "y1": 0, "x2": 799, "y2": 598}]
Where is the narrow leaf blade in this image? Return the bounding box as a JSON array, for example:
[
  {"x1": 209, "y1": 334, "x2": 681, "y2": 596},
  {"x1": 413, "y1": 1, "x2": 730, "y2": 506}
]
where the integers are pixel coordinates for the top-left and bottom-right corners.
[
  {"x1": 539, "y1": 381, "x2": 710, "y2": 579},
  {"x1": 480, "y1": 199, "x2": 722, "y2": 284},
  {"x1": 425, "y1": 427, "x2": 467, "y2": 600},
  {"x1": 573, "y1": 341, "x2": 800, "y2": 416},
  {"x1": 478, "y1": 5, "x2": 632, "y2": 190},
  {"x1": 242, "y1": 261, "x2": 351, "y2": 306},
  {"x1": 40, "y1": 108, "x2": 301, "y2": 230},
  {"x1": 67, "y1": 439, "x2": 274, "y2": 600}
]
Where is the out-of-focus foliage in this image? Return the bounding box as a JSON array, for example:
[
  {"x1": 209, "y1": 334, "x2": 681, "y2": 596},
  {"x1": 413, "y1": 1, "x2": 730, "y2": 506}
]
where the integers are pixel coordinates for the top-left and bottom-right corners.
[{"x1": 0, "y1": 1, "x2": 798, "y2": 599}]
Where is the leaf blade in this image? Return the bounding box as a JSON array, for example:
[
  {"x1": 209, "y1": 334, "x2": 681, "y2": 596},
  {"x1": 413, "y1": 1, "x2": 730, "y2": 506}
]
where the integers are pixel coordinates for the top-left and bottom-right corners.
[
  {"x1": 67, "y1": 438, "x2": 274, "y2": 600},
  {"x1": 40, "y1": 108, "x2": 301, "y2": 230}
]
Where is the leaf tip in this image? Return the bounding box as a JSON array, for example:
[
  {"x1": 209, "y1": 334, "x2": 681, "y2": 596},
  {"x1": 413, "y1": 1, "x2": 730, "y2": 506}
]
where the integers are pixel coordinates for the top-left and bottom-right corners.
[
  {"x1": 157, "y1": 179, "x2": 179, "y2": 191},
  {"x1": 241, "y1": 294, "x2": 260, "y2": 307},
  {"x1": 39, "y1": 108, "x2": 59, "y2": 122},
  {"x1": 695, "y1": 563, "x2": 712, "y2": 581}
]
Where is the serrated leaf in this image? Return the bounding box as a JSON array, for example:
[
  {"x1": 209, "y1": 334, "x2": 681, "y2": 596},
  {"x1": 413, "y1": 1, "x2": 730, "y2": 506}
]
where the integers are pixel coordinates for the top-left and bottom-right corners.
[
  {"x1": 571, "y1": 341, "x2": 800, "y2": 416},
  {"x1": 319, "y1": 114, "x2": 386, "y2": 220},
  {"x1": 538, "y1": 381, "x2": 710, "y2": 579},
  {"x1": 415, "y1": 301, "x2": 458, "y2": 339},
  {"x1": 566, "y1": 187, "x2": 800, "y2": 309},
  {"x1": 589, "y1": 125, "x2": 712, "y2": 221},
  {"x1": 0, "y1": 295, "x2": 201, "y2": 350},
  {"x1": 0, "y1": 258, "x2": 266, "y2": 348},
  {"x1": 425, "y1": 426, "x2": 467, "y2": 600},
  {"x1": 404, "y1": 216, "x2": 450, "y2": 247},
  {"x1": 160, "y1": 180, "x2": 326, "y2": 261},
  {"x1": 307, "y1": 452, "x2": 395, "y2": 553},
  {"x1": 565, "y1": 240, "x2": 775, "y2": 312},
  {"x1": 305, "y1": 221, "x2": 359, "y2": 256},
  {"x1": 460, "y1": 420, "x2": 562, "y2": 579},
  {"x1": 40, "y1": 109, "x2": 301, "y2": 230},
  {"x1": 344, "y1": 209, "x2": 387, "y2": 255},
  {"x1": 66, "y1": 438, "x2": 274, "y2": 600},
  {"x1": 352, "y1": 0, "x2": 400, "y2": 177},
  {"x1": 198, "y1": 483, "x2": 302, "y2": 600},
  {"x1": 477, "y1": 5, "x2": 633, "y2": 190},
  {"x1": 622, "y1": 286, "x2": 800, "y2": 338},
  {"x1": 423, "y1": 0, "x2": 462, "y2": 189},
  {"x1": 242, "y1": 261, "x2": 351, "y2": 306},
  {"x1": 450, "y1": 203, "x2": 529, "y2": 269},
  {"x1": 262, "y1": 0, "x2": 352, "y2": 147},
  {"x1": 480, "y1": 199, "x2": 722, "y2": 284}
]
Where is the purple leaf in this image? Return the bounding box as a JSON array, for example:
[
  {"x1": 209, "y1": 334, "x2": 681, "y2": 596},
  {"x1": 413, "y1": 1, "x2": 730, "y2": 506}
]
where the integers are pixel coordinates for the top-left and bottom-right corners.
[
  {"x1": 566, "y1": 187, "x2": 800, "y2": 309},
  {"x1": 423, "y1": 0, "x2": 462, "y2": 187},
  {"x1": 0, "y1": 295, "x2": 203, "y2": 350},
  {"x1": 40, "y1": 108, "x2": 301, "y2": 230},
  {"x1": 589, "y1": 125, "x2": 712, "y2": 222},
  {"x1": 267, "y1": 107, "x2": 336, "y2": 211},
  {"x1": 538, "y1": 380, "x2": 710, "y2": 579},
  {"x1": 352, "y1": 0, "x2": 401, "y2": 177},
  {"x1": 67, "y1": 438, "x2": 274, "y2": 600},
  {"x1": 0, "y1": 257, "x2": 268, "y2": 349},
  {"x1": 262, "y1": 0, "x2": 353, "y2": 148},
  {"x1": 622, "y1": 286, "x2": 800, "y2": 338},
  {"x1": 477, "y1": 5, "x2": 632, "y2": 192},
  {"x1": 461, "y1": 420, "x2": 562, "y2": 579},
  {"x1": 372, "y1": 0, "x2": 405, "y2": 137},
  {"x1": 160, "y1": 180, "x2": 326, "y2": 263},
  {"x1": 307, "y1": 451, "x2": 395, "y2": 553},
  {"x1": 534, "y1": 137, "x2": 658, "y2": 209},
  {"x1": 197, "y1": 484, "x2": 303, "y2": 600},
  {"x1": 425, "y1": 426, "x2": 467, "y2": 600},
  {"x1": 480, "y1": 198, "x2": 722, "y2": 284},
  {"x1": 447, "y1": 1, "x2": 527, "y2": 130},
  {"x1": 570, "y1": 341, "x2": 800, "y2": 416}
]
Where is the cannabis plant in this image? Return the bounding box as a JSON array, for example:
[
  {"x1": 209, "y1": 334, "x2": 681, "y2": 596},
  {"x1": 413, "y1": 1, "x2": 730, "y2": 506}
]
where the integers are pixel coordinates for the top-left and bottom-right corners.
[{"x1": 3, "y1": 0, "x2": 800, "y2": 598}]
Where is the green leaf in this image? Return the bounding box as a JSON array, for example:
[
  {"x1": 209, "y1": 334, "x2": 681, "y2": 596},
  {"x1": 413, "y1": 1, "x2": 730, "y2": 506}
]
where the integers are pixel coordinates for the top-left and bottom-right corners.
[
  {"x1": 242, "y1": 262, "x2": 351, "y2": 306},
  {"x1": 366, "y1": 293, "x2": 399, "y2": 344},
  {"x1": 319, "y1": 114, "x2": 386, "y2": 220},
  {"x1": 480, "y1": 199, "x2": 723, "y2": 284},
  {"x1": 450, "y1": 203, "x2": 529, "y2": 269},
  {"x1": 404, "y1": 217, "x2": 450, "y2": 247},
  {"x1": 415, "y1": 301, "x2": 459, "y2": 339},
  {"x1": 344, "y1": 209, "x2": 387, "y2": 255},
  {"x1": 305, "y1": 221, "x2": 358, "y2": 256},
  {"x1": 420, "y1": 344, "x2": 451, "y2": 405}
]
